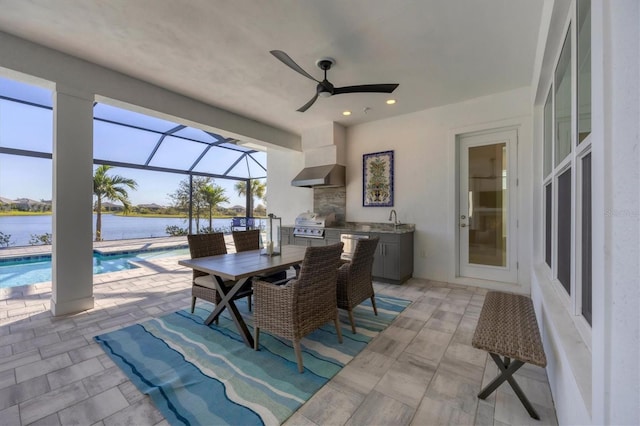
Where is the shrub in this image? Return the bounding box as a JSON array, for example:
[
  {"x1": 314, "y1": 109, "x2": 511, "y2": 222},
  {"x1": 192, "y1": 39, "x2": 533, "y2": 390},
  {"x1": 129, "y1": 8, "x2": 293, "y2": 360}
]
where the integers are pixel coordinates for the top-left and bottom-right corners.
[
  {"x1": 165, "y1": 225, "x2": 188, "y2": 236},
  {"x1": 0, "y1": 231, "x2": 12, "y2": 248},
  {"x1": 29, "y1": 233, "x2": 52, "y2": 245}
]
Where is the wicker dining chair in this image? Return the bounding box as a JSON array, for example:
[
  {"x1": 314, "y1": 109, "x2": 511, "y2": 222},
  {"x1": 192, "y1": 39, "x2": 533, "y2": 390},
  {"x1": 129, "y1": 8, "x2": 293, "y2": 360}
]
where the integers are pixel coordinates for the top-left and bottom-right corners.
[
  {"x1": 187, "y1": 233, "x2": 252, "y2": 315},
  {"x1": 232, "y1": 229, "x2": 288, "y2": 283},
  {"x1": 253, "y1": 242, "x2": 344, "y2": 373},
  {"x1": 232, "y1": 229, "x2": 261, "y2": 252},
  {"x1": 337, "y1": 237, "x2": 379, "y2": 333}
]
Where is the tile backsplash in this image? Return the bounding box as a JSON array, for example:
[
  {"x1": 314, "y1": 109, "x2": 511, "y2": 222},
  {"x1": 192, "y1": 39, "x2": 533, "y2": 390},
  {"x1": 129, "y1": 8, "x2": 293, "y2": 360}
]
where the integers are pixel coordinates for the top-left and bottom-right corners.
[{"x1": 314, "y1": 187, "x2": 346, "y2": 224}]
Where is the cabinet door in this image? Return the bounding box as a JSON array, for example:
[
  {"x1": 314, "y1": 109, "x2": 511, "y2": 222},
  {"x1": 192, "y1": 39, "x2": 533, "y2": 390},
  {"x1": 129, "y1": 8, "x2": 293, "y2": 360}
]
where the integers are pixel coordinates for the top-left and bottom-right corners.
[
  {"x1": 293, "y1": 237, "x2": 311, "y2": 247},
  {"x1": 281, "y1": 227, "x2": 292, "y2": 245},
  {"x1": 372, "y1": 235, "x2": 385, "y2": 278},
  {"x1": 398, "y1": 232, "x2": 414, "y2": 279},
  {"x1": 382, "y1": 240, "x2": 400, "y2": 279},
  {"x1": 309, "y1": 238, "x2": 326, "y2": 247},
  {"x1": 371, "y1": 233, "x2": 401, "y2": 281},
  {"x1": 372, "y1": 246, "x2": 385, "y2": 277},
  {"x1": 325, "y1": 230, "x2": 341, "y2": 246}
]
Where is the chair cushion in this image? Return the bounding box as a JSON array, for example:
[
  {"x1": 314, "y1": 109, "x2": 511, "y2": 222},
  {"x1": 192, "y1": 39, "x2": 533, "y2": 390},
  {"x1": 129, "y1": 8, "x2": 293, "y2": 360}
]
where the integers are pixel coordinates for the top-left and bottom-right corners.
[
  {"x1": 193, "y1": 275, "x2": 216, "y2": 288},
  {"x1": 259, "y1": 270, "x2": 288, "y2": 283},
  {"x1": 193, "y1": 275, "x2": 234, "y2": 289}
]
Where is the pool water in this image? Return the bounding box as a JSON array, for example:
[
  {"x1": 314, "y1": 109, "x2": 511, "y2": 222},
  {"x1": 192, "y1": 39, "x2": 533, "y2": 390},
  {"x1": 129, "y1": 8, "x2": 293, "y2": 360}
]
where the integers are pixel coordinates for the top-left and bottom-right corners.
[{"x1": 0, "y1": 247, "x2": 190, "y2": 289}]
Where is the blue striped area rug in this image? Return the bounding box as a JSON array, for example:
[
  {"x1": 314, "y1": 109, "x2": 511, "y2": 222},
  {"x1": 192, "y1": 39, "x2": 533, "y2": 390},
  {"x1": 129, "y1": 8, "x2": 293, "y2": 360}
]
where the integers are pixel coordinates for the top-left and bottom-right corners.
[{"x1": 95, "y1": 295, "x2": 410, "y2": 426}]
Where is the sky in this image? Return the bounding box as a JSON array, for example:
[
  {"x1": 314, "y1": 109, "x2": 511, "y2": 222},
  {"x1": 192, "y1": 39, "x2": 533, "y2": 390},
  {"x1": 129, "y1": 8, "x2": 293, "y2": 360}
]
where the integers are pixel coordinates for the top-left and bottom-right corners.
[
  {"x1": 0, "y1": 154, "x2": 253, "y2": 207},
  {"x1": 0, "y1": 77, "x2": 265, "y2": 208}
]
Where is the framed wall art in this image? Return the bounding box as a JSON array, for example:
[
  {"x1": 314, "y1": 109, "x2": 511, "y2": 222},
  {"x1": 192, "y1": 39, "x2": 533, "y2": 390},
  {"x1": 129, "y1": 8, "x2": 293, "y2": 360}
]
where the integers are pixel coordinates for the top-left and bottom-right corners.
[{"x1": 363, "y1": 150, "x2": 394, "y2": 207}]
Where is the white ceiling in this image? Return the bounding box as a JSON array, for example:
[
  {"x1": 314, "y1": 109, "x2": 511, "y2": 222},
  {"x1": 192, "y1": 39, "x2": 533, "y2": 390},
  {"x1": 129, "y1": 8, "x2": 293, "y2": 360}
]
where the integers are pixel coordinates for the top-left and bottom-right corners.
[{"x1": 0, "y1": 0, "x2": 544, "y2": 135}]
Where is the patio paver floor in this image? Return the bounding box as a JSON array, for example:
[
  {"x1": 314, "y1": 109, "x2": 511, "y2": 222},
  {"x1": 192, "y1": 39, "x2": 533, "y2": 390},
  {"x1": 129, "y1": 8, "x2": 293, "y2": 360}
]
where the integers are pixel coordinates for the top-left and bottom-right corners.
[{"x1": 0, "y1": 243, "x2": 558, "y2": 425}]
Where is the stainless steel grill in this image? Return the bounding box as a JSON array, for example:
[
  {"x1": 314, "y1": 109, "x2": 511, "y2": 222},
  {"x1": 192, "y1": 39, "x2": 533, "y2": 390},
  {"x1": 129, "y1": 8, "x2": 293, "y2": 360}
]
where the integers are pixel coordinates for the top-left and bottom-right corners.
[{"x1": 293, "y1": 212, "x2": 336, "y2": 239}]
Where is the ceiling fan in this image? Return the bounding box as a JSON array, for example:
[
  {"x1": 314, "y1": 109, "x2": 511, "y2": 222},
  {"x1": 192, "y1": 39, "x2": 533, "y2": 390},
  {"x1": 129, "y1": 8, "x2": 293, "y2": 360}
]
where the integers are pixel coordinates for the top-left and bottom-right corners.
[{"x1": 270, "y1": 50, "x2": 399, "y2": 112}]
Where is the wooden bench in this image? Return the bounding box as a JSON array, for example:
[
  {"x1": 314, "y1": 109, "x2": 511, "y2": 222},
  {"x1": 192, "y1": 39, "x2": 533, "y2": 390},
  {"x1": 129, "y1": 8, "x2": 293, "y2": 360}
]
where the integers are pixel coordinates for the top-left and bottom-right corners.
[{"x1": 472, "y1": 291, "x2": 547, "y2": 420}]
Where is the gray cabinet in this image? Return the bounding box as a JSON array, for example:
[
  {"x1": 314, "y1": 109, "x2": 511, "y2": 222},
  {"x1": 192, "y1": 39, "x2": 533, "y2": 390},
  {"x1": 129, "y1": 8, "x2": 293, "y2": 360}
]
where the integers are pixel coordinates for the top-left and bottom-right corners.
[
  {"x1": 283, "y1": 228, "x2": 340, "y2": 247},
  {"x1": 292, "y1": 236, "x2": 325, "y2": 247},
  {"x1": 280, "y1": 227, "x2": 292, "y2": 245},
  {"x1": 282, "y1": 226, "x2": 413, "y2": 284},
  {"x1": 371, "y1": 232, "x2": 413, "y2": 284},
  {"x1": 325, "y1": 229, "x2": 341, "y2": 246}
]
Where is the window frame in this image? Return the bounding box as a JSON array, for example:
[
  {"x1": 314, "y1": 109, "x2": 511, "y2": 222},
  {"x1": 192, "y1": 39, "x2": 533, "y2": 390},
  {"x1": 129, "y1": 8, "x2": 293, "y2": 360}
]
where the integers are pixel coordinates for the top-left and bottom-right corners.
[{"x1": 541, "y1": 1, "x2": 592, "y2": 339}]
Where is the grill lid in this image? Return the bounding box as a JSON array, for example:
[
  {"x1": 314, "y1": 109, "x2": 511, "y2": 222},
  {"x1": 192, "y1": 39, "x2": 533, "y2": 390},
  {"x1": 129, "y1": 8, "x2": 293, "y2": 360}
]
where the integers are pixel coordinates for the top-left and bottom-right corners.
[
  {"x1": 293, "y1": 212, "x2": 336, "y2": 238},
  {"x1": 294, "y1": 212, "x2": 336, "y2": 227}
]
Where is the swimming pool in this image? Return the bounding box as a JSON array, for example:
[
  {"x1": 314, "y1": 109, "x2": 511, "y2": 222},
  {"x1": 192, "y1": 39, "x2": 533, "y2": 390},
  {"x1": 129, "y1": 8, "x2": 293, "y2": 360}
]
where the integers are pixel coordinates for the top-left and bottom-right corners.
[{"x1": 0, "y1": 246, "x2": 190, "y2": 289}]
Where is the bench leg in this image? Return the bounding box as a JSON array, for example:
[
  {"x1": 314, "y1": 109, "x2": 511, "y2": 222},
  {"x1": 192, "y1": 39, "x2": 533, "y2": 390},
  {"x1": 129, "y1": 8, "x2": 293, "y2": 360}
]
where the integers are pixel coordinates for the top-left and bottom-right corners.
[{"x1": 479, "y1": 353, "x2": 540, "y2": 420}]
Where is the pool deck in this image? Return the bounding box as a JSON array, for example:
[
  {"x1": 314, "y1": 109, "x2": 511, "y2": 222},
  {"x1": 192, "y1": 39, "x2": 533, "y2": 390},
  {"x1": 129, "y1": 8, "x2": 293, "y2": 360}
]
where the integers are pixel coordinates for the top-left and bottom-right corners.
[{"x1": 0, "y1": 235, "x2": 236, "y2": 260}]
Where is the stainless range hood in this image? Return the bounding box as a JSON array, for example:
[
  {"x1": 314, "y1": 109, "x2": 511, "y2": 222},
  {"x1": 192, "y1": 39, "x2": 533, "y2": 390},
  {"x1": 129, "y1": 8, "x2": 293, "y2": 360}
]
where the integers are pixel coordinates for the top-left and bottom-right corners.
[{"x1": 291, "y1": 164, "x2": 345, "y2": 188}]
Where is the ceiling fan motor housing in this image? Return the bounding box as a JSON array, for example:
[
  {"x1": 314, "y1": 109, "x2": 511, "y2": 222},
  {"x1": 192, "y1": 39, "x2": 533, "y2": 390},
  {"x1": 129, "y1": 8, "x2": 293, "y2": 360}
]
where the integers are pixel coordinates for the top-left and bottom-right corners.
[
  {"x1": 317, "y1": 81, "x2": 334, "y2": 97},
  {"x1": 316, "y1": 58, "x2": 336, "y2": 97}
]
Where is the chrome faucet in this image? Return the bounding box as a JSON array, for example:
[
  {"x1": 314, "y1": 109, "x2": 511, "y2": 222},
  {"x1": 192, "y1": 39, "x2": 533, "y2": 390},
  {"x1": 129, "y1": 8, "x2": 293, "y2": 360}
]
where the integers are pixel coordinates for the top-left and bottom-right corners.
[{"x1": 388, "y1": 209, "x2": 398, "y2": 226}]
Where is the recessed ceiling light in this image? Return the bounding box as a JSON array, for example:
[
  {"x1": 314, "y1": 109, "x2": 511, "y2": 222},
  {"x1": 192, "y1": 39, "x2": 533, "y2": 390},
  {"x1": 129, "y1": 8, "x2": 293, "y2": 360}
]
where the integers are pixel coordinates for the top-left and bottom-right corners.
[
  {"x1": 386, "y1": 99, "x2": 396, "y2": 105},
  {"x1": 342, "y1": 111, "x2": 352, "y2": 116}
]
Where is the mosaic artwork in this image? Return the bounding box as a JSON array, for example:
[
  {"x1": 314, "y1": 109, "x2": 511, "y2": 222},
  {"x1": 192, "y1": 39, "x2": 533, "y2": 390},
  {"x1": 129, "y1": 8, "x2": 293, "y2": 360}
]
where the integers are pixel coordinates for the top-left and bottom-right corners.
[{"x1": 363, "y1": 150, "x2": 394, "y2": 207}]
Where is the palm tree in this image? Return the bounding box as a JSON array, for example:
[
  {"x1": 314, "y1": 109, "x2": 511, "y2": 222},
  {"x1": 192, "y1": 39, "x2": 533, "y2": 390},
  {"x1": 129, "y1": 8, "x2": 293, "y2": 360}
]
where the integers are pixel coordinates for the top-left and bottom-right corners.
[
  {"x1": 234, "y1": 179, "x2": 266, "y2": 216},
  {"x1": 93, "y1": 165, "x2": 137, "y2": 241},
  {"x1": 200, "y1": 184, "x2": 229, "y2": 231}
]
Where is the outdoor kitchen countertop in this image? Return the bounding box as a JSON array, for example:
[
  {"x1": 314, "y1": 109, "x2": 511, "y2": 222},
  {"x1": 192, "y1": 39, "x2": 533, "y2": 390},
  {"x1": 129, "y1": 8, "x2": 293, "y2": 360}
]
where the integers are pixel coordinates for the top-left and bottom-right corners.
[{"x1": 283, "y1": 222, "x2": 415, "y2": 234}]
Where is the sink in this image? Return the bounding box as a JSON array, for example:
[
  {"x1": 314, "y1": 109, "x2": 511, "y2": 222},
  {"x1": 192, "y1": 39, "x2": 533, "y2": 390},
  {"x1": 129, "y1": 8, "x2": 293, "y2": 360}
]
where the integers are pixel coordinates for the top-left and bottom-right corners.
[
  {"x1": 346, "y1": 222, "x2": 414, "y2": 232},
  {"x1": 376, "y1": 223, "x2": 413, "y2": 232}
]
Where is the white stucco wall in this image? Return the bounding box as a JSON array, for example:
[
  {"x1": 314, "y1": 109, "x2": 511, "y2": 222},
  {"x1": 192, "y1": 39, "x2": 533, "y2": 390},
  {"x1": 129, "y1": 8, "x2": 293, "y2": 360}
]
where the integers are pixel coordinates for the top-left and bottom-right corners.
[
  {"x1": 266, "y1": 148, "x2": 312, "y2": 226},
  {"x1": 343, "y1": 87, "x2": 533, "y2": 287}
]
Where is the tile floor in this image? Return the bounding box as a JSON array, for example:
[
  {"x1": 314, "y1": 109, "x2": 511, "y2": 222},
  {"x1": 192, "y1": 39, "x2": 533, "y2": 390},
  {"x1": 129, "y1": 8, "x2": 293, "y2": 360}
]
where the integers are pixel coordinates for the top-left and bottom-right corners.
[{"x1": 0, "y1": 252, "x2": 558, "y2": 425}]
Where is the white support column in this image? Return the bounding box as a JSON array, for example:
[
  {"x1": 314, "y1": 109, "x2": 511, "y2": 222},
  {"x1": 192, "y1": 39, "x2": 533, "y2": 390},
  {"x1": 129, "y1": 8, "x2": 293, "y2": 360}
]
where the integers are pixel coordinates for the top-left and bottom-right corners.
[{"x1": 51, "y1": 85, "x2": 94, "y2": 316}]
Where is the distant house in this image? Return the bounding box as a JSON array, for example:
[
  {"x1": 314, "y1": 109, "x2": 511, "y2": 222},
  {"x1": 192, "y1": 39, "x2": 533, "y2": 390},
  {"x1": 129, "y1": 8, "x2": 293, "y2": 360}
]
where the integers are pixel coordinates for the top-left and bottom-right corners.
[
  {"x1": 101, "y1": 202, "x2": 123, "y2": 212},
  {"x1": 0, "y1": 196, "x2": 14, "y2": 211},
  {"x1": 137, "y1": 203, "x2": 164, "y2": 211},
  {"x1": 14, "y1": 198, "x2": 51, "y2": 212},
  {"x1": 229, "y1": 205, "x2": 246, "y2": 215}
]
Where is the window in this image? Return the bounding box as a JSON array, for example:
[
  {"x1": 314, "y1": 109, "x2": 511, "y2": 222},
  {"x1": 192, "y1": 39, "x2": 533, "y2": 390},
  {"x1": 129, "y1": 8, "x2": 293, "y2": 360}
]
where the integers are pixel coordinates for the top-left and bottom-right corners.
[
  {"x1": 557, "y1": 168, "x2": 571, "y2": 294},
  {"x1": 545, "y1": 183, "x2": 552, "y2": 267},
  {"x1": 542, "y1": 1, "x2": 592, "y2": 327},
  {"x1": 554, "y1": 28, "x2": 572, "y2": 166},
  {"x1": 581, "y1": 154, "x2": 592, "y2": 324},
  {"x1": 577, "y1": 0, "x2": 592, "y2": 144},
  {"x1": 543, "y1": 89, "x2": 553, "y2": 177}
]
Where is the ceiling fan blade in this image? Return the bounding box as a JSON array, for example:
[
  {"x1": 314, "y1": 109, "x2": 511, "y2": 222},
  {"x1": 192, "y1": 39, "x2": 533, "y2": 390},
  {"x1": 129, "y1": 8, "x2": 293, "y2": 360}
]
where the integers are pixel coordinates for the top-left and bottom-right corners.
[
  {"x1": 297, "y1": 93, "x2": 319, "y2": 112},
  {"x1": 270, "y1": 50, "x2": 320, "y2": 83},
  {"x1": 333, "y1": 84, "x2": 399, "y2": 95}
]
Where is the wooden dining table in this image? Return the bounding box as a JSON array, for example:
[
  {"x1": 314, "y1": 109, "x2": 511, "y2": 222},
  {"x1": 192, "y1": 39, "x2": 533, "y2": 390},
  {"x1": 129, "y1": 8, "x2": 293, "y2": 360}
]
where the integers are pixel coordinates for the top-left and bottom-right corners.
[{"x1": 178, "y1": 245, "x2": 307, "y2": 347}]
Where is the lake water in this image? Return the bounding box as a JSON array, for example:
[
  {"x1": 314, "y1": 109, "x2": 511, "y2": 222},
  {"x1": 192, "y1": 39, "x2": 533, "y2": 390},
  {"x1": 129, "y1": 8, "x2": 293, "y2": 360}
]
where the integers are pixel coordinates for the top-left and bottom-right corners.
[{"x1": 0, "y1": 214, "x2": 261, "y2": 247}]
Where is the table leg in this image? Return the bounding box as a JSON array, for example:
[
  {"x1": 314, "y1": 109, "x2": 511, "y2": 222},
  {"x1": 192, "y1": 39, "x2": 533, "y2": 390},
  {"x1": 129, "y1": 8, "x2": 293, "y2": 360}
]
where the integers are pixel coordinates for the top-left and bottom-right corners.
[
  {"x1": 479, "y1": 353, "x2": 539, "y2": 420},
  {"x1": 204, "y1": 276, "x2": 254, "y2": 348}
]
